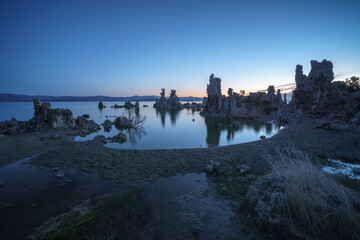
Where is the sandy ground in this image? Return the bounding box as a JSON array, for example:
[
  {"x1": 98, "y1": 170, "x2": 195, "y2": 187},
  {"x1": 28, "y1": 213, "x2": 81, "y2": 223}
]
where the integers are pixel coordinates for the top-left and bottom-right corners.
[{"x1": 1, "y1": 120, "x2": 359, "y2": 185}]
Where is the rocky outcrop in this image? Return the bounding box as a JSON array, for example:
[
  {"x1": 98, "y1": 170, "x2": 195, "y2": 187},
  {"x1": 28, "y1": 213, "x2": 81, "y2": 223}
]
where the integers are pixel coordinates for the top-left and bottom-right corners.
[
  {"x1": 101, "y1": 119, "x2": 113, "y2": 132},
  {"x1": 75, "y1": 116, "x2": 101, "y2": 136},
  {"x1": 114, "y1": 116, "x2": 133, "y2": 129},
  {"x1": 204, "y1": 74, "x2": 223, "y2": 114},
  {"x1": 0, "y1": 117, "x2": 28, "y2": 135},
  {"x1": 289, "y1": 60, "x2": 360, "y2": 125},
  {"x1": 182, "y1": 102, "x2": 204, "y2": 112},
  {"x1": 32, "y1": 98, "x2": 76, "y2": 129},
  {"x1": 113, "y1": 101, "x2": 139, "y2": 112},
  {"x1": 110, "y1": 132, "x2": 127, "y2": 143},
  {"x1": 154, "y1": 89, "x2": 182, "y2": 110},
  {"x1": 98, "y1": 101, "x2": 104, "y2": 109},
  {"x1": 201, "y1": 74, "x2": 285, "y2": 120},
  {"x1": 0, "y1": 98, "x2": 101, "y2": 135}
]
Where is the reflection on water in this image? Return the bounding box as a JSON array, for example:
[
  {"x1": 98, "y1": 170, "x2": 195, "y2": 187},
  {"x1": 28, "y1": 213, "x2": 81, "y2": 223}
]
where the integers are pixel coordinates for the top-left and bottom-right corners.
[
  {"x1": 0, "y1": 101, "x2": 282, "y2": 149},
  {"x1": 121, "y1": 127, "x2": 147, "y2": 145},
  {"x1": 156, "y1": 109, "x2": 180, "y2": 127},
  {"x1": 204, "y1": 117, "x2": 277, "y2": 146}
]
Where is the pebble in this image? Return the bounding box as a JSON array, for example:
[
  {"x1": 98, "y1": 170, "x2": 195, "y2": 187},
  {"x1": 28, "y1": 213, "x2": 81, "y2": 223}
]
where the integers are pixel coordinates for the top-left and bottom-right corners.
[
  {"x1": 193, "y1": 225, "x2": 201, "y2": 235},
  {"x1": 56, "y1": 171, "x2": 65, "y2": 178},
  {"x1": 31, "y1": 203, "x2": 37, "y2": 207},
  {"x1": 51, "y1": 167, "x2": 59, "y2": 172},
  {"x1": 205, "y1": 164, "x2": 213, "y2": 174},
  {"x1": 260, "y1": 135, "x2": 266, "y2": 140}
]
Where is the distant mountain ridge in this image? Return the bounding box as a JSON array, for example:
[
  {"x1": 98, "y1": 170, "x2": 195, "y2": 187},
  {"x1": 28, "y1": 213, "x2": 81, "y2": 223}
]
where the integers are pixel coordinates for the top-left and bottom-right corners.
[{"x1": 0, "y1": 93, "x2": 203, "y2": 102}]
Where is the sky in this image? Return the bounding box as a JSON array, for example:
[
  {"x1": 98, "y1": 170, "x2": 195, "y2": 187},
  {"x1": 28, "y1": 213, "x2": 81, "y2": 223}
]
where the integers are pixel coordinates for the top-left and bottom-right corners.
[{"x1": 0, "y1": 0, "x2": 360, "y2": 97}]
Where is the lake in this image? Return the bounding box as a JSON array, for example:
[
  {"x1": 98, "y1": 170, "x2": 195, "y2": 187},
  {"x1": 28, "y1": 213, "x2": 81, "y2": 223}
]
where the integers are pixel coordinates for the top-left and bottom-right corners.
[{"x1": 0, "y1": 101, "x2": 281, "y2": 149}]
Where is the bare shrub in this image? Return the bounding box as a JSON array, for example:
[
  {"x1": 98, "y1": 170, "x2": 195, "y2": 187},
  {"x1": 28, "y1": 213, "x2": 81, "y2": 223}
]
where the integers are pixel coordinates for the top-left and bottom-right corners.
[
  {"x1": 248, "y1": 144, "x2": 360, "y2": 240},
  {"x1": 122, "y1": 108, "x2": 146, "y2": 129},
  {"x1": 114, "y1": 108, "x2": 146, "y2": 130}
]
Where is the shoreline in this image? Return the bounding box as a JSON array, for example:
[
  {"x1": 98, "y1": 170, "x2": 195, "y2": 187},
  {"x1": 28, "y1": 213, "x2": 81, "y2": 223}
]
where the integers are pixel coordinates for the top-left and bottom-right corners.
[{"x1": 1, "y1": 118, "x2": 359, "y2": 185}]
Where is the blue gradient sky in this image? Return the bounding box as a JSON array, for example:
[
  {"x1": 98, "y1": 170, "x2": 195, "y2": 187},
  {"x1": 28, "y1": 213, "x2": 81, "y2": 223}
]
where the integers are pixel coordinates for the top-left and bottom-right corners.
[{"x1": 1, "y1": 0, "x2": 360, "y2": 97}]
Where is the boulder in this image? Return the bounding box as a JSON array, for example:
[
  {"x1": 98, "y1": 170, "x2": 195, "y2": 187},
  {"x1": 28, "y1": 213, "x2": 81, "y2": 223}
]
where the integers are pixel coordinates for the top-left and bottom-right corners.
[
  {"x1": 114, "y1": 116, "x2": 132, "y2": 129},
  {"x1": 101, "y1": 119, "x2": 113, "y2": 132},
  {"x1": 93, "y1": 135, "x2": 107, "y2": 144},
  {"x1": 76, "y1": 116, "x2": 101, "y2": 136},
  {"x1": 110, "y1": 132, "x2": 127, "y2": 143},
  {"x1": 205, "y1": 164, "x2": 213, "y2": 174}
]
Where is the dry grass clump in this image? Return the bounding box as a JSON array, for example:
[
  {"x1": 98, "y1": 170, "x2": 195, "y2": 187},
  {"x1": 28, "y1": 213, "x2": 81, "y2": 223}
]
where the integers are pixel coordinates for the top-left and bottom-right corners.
[{"x1": 248, "y1": 145, "x2": 360, "y2": 240}]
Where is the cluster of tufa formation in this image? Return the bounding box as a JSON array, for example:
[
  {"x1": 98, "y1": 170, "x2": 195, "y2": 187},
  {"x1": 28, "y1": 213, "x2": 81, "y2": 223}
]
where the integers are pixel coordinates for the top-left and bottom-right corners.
[
  {"x1": 289, "y1": 60, "x2": 360, "y2": 125},
  {"x1": 111, "y1": 101, "x2": 140, "y2": 113},
  {"x1": 154, "y1": 88, "x2": 204, "y2": 111},
  {"x1": 33, "y1": 98, "x2": 76, "y2": 128},
  {"x1": 154, "y1": 88, "x2": 182, "y2": 110},
  {"x1": 202, "y1": 74, "x2": 286, "y2": 120},
  {"x1": 202, "y1": 60, "x2": 359, "y2": 125},
  {"x1": 0, "y1": 98, "x2": 100, "y2": 135}
]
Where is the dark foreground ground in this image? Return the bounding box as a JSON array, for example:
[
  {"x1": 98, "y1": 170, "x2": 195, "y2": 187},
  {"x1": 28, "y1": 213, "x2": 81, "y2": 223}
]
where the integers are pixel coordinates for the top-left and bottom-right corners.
[{"x1": 0, "y1": 119, "x2": 359, "y2": 239}]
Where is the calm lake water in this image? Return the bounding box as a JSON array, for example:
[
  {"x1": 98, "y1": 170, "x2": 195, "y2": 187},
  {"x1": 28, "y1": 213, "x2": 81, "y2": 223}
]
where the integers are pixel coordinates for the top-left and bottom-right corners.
[{"x1": 0, "y1": 102, "x2": 281, "y2": 149}]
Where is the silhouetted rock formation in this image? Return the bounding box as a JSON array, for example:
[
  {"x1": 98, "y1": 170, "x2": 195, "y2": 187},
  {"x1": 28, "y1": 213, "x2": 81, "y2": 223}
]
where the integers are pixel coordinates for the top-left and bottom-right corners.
[
  {"x1": 202, "y1": 74, "x2": 285, "y2": 120},
  {"x1": 154, "y1": 89, "x2": 182, "y2": 110},
  {"x1": 98, "y1": 101, "x2": 104, "y2": 109},
  {"x1": 32, "y1": 98, "x2": 76, "y2": 129},
  {"x1": 114, "y1": 116, "x2": 133, "y2": 129},
  {"x1": 289, "y1": 59, "x2": 360, "y2": 125},
  {"x1": 101, "y1": 119, "x2": 113, "y2": 132},
  {"x1": 110, "y1": 132, "x2": 127, "y2": 143},
  {"x1": 113, "y1": 101, "x2": 140, "y2": 112},
  {"x1": 0, "y1": 98, "x2": 100, "y2": 135}
]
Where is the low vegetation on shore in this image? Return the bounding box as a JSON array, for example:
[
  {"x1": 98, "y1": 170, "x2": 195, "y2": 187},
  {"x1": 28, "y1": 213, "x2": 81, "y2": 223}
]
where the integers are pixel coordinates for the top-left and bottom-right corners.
[{"x1": 248, "y1": 146, "x2": 360, "y2": 240}]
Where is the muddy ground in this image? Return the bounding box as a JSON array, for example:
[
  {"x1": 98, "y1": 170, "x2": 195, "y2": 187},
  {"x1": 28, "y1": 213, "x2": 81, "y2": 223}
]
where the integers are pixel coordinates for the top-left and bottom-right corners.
[{"x1": 0, "y1": 119, "x2": 360, "y2": 239}]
